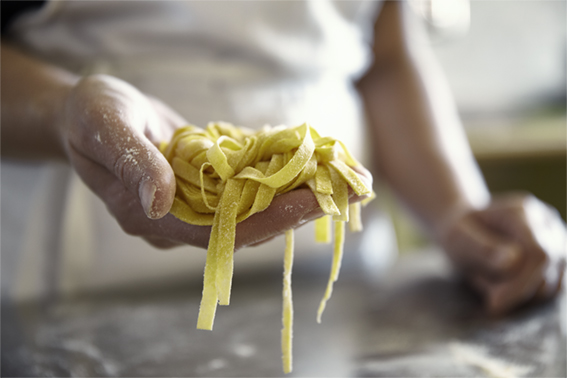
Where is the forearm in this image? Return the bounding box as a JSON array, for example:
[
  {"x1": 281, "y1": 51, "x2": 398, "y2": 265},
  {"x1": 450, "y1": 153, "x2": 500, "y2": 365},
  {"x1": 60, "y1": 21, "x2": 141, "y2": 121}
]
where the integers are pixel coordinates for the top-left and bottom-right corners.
[
  {"x1": 358, "y1": 20, "x2": 489, "y2": 235},
  {"x1": 1, "y1": 42, "x2": 79, "y2": 159}
]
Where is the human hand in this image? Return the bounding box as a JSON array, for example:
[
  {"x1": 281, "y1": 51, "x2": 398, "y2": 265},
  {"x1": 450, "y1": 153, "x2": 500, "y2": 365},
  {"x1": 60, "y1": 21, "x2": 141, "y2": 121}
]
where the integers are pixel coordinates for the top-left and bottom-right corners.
[
  {"x1": 438, "y1": 193, "x2": 566, "y2": 315},
  {"x1": 60, "y1": 74, "x2": 372, "y2": 250}
]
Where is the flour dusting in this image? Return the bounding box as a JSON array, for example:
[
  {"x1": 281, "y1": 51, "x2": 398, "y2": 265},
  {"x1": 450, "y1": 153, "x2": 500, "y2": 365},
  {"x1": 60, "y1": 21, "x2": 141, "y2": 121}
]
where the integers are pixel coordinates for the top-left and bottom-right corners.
[{"x1": 450, "y1": 342, "x2": 533, "y2": 378}]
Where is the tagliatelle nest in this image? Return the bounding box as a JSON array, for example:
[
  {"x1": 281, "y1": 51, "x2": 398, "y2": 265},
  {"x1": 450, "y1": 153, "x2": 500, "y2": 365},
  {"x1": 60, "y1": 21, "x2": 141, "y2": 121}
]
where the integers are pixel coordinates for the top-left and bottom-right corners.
[{"x1": 160, "y1": 122, "x2": 373, "y2": 373}]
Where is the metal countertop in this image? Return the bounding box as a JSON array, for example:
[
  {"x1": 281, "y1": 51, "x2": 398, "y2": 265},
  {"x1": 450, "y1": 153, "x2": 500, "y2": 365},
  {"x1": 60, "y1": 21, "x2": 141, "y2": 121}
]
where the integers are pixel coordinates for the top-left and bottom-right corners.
[{"x1": 2, "y1": 249, "x2": 565, "y2": 377}]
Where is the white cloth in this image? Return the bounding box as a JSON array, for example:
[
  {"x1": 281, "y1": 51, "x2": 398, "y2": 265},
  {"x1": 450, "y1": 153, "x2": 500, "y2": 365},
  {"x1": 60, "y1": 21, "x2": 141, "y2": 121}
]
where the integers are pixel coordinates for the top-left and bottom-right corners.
[{"x1": 3, "y1": 0, "x2": 384, "y2": 299}]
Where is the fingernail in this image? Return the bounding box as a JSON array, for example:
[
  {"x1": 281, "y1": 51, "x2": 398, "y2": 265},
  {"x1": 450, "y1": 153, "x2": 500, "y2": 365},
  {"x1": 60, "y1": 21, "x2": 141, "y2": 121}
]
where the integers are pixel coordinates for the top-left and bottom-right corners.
[{"x1": 139, "y1": 179, "x2": 157, "y2": 219}]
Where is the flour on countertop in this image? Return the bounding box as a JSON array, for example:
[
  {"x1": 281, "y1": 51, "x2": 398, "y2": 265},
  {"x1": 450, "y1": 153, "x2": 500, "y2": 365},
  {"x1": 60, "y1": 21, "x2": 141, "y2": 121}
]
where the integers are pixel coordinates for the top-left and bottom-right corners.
[{"x1": 450, "y1": 342, "x2": 533, "y2": 378}]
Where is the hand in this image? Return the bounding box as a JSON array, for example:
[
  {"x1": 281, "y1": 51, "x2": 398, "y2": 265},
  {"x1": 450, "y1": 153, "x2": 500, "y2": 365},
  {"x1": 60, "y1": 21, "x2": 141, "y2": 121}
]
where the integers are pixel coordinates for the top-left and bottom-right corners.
[
  {"x1": 60, "y1": 74, "x2": 373, "y2": 250},
  {"x1": 438, "y1": 193, "x2": 566, "y2": 315}
]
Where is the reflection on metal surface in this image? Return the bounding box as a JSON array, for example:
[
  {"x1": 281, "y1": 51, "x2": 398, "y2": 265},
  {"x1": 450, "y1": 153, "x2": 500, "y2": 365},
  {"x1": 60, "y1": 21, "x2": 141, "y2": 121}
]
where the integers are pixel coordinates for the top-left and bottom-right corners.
[
  {"x1": 450, "y1": 342, "x2": 532, "y2": 378},
  {"x1": 2, "y1": 250, "x2": 565, "y2": 377}
]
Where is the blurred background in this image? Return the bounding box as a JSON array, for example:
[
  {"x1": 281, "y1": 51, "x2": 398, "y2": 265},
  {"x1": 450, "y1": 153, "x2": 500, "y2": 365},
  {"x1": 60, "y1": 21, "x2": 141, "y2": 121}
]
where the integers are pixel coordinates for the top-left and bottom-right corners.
[{"x1": 391, "y1": 0, "x2": 566, "y2": 252}]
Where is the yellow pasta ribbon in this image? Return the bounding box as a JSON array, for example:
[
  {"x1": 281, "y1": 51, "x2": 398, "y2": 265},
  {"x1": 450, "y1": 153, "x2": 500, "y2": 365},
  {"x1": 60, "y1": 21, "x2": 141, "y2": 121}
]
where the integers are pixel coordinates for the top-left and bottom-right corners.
[
  {"x1": 161, "y1": 122, "x2": 373, "y2": 373},
  {"x1": 317, "y1": 221, "x2": 345, "y2": 323},
  {"x1": 314, "y1": 215, "x2": 331, "y2": 244},
  {"x1": 349, "y1": 202, "x2": 363, "y2": 233},
  {"x1": 282, "y1": 229, "x2": 294, "y2": 374}
]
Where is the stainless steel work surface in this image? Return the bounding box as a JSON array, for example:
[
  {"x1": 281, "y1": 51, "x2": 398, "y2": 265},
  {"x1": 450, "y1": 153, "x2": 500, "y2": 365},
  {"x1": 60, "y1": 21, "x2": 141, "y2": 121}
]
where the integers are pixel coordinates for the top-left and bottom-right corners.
[{"x1": 2, "y1": 250, "x2": 565, "y2": 377}]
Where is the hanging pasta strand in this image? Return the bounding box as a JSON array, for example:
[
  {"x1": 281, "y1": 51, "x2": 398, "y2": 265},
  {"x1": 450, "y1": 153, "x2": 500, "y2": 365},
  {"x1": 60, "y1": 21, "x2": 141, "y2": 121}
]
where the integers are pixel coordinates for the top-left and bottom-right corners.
[
  {"x1": 317, "y1": 220, "x2": 345, "y2": 323},
  {"x1": 282, "y1": 229, "x2": 295, "y2": 374},
  {"x1": 314, "y1": 215, "x2": 332, "y2": 244}
]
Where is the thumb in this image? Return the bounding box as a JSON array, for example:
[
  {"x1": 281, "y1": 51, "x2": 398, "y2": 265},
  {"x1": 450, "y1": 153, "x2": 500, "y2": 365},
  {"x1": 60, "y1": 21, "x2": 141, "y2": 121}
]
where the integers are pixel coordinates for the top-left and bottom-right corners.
[
  {"x1": 95, "y1": 125, "x2": 175, "y2": 219},
  {"x1": 135, "y1": 151, "x2": 176, "y2": 219},
  {"x1": 69, "y1": 76, "x2": 176, "y2": 219}
]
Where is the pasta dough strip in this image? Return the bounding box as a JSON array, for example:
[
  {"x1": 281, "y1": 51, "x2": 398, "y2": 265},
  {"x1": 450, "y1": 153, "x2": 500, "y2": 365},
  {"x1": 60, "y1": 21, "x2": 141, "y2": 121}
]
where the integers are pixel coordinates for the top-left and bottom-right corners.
[
  {"x1": 236, "y1": 155, "x2": 283, "y2": 223},
  {"x1": 197, "y1": 208, "x2": 222, "y2": 330},
  {"x1": 315, "y1": 165, "x2": 333, "y2": 195},
  {"x1": 172, "y1": 157, "x2": 218, "y2": 194},
  {"x1": 314, "y1": 215, "x2": 331, "y2": 244},
  {"x1": 328, "y1": 160, "x2": 371, "y2": 196},
  {"x1": 306, "y1": 179, "x2": 341, "y2": 216},
  {"x1": 282, "y1": 229, "x2": 294, "y2": 374},
  {"x1": 316, "y1": 221, "x2": 345, "y2": 323},
  {"x1": 235, "y1": 123, "x2": 315, "y2": 188},
  {"x1": 216, "y1": 178, "x2": 245, "y2": 306},
  {"x1": 207, "y1": 136, "x2": 236, "y2": 182},
  {"x1": 329, "y1": 166, "x2": 349, "y2": 222},
  {"x1": 349, "y1": 203, "x2": 363, "y2": 232},
  {"x1": 170, "y1": 198, "x2": 214, "y2": 226}
]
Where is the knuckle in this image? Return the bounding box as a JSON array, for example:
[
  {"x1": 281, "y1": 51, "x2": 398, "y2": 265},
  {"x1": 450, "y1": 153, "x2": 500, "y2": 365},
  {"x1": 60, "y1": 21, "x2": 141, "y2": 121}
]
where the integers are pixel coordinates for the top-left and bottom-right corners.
[
  {"x1": 478, "y1": 240, "x2": 497, "y2": 258},
  {"x1": 533, "y1": 248, "x2": 549, "y2": 266},
  {"x1": 81, "y1": 73, "x2": 109, "y2": 86},
  {"x1": 67, "y1": 107, "x2": 113, "y2": 155},
  {"x1": 113, "y1": 150, "x2": 144, "y2": 188},
  {"x1": 74, "y1": 74, "x2": 115, "y2": 101},
  {"x1": 66, "y1": 104, "x2": 99, "y2": 145},
  {"x1": 112, "y1": 153, "x2": 129, "y2": 184}
]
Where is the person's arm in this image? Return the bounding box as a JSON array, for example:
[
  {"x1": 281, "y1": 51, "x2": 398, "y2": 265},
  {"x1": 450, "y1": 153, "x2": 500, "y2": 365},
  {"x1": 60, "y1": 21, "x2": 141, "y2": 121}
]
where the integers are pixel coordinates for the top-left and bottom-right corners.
[
  {"x1": 1, "y1": 42, "x2": 371, "y2": 250},
  {"x1": 357, "y1": 2, "x2": 565, "y2": 314},
  {"x1": 358, "y1": 2, "x2": 488, "y2": 232},
  {"x1": 1, "y1": 42, "x2": 76, "y2": 158},
  {"x1": 1, "y1": 41, "x2": 181, "y2": 224}
]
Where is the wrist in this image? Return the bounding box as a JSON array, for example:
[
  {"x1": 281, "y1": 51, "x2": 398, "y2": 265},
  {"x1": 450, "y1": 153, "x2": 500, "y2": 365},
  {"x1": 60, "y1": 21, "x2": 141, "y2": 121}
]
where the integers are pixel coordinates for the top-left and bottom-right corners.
[
  {"x1": 53, "y1": 75, "x2": 82, "y2": 159},
  {"x1": 432, "y1": 197, "x2": 486, "y2": 244},
  {"x1": 45, "y1": 77, "x2": 80, "y2": 160},
  {"x1": 432, "y1": 179, "x2": 492, "y2": 243}
]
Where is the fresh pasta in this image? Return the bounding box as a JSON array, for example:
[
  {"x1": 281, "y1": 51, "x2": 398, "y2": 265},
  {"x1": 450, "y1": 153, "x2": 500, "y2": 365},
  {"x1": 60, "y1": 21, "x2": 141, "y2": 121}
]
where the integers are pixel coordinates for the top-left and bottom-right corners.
[{"x1": 160, "y1": 122, "x2": 373, "y2": 373}]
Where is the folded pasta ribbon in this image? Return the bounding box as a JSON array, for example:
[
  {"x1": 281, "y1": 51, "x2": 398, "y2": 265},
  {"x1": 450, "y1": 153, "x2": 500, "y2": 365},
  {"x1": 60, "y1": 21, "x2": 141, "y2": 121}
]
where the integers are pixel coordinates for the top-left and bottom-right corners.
[{"x1": 160, "y1": 122, "x2": 373, "y2": 373}]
